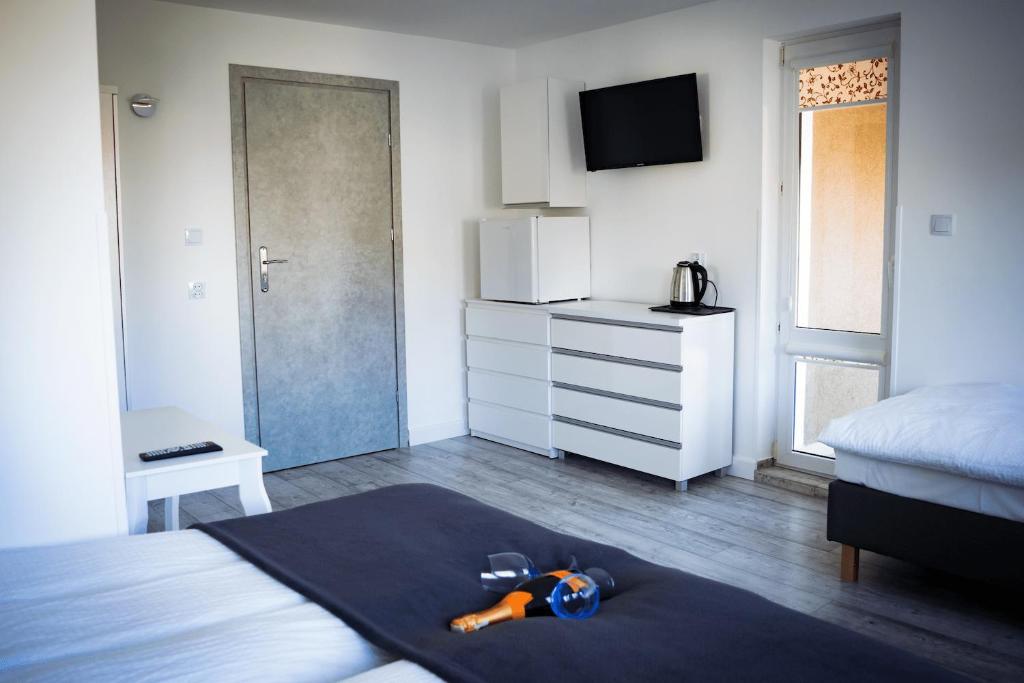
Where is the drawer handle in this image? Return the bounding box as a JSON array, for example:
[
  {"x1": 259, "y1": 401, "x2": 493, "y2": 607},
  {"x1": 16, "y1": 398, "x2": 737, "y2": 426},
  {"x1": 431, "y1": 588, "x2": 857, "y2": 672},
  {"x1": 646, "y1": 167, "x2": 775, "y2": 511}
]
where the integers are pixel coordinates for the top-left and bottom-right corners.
[
  {"x1": 552, "y1": 348, "x2": 682, "y2": 373},
  {"x1": 554, "y1": 416, "x2": 681, "y2": 450},
  {"x1": 553, "y1": 382, "x2": 681, "y2": 411},
  {"x1": 552, "y1": 314, "x2": 683, "y2": 333}
]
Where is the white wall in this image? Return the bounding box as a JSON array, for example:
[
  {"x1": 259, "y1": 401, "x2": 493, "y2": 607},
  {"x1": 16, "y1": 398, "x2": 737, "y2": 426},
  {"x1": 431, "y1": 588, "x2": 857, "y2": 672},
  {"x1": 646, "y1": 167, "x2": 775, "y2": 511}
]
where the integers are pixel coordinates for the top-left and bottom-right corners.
[
  {"x1": 97, "y1": 0, "x2": 1023, "y2": 476},
  {"x1": 518, "y1": 1, "x2": 768, "y2": 475},
  {"x1": 517, "y1": 0, "x2": 1024, "y2": 473},
  {"x1": 96, "y1": 0, "x2": 515, "y2": 444},
  {"x1": 880, "y1": 0, "x2": 1024, "y2": 390},
  {"x1": 0, "y1": 0, "x2": 127, "y2": 548}
]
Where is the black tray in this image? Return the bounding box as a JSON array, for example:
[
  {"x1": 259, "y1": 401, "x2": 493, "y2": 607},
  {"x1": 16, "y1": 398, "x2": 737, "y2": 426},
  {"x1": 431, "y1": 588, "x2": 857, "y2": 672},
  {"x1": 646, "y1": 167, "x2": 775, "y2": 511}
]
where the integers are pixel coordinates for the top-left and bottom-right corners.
[{"x1": 649, "y1": 304, "x2": 735, "y2": 316}]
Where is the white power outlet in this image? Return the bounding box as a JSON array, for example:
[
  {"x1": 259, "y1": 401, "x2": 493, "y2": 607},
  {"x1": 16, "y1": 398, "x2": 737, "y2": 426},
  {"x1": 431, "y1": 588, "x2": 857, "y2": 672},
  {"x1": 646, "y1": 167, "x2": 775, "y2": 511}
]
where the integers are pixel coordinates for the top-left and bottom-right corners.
[
  {"x1": 929, "y1": 214, "x2": 954, "y2": 236},
  {"x1": 187, "y1": 281, "x2": 206, "y2": 300},
  {"x1": 689, "y1": 252, "x2": 708, "y2": 270}
]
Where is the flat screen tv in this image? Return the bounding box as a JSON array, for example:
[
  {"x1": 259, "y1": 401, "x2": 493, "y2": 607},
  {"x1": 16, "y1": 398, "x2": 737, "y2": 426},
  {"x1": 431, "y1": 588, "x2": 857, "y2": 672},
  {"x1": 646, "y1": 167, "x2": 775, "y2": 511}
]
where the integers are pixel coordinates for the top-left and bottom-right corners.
[{"x1": 579, "y1": 74, "x2": 702, "y2": 171}]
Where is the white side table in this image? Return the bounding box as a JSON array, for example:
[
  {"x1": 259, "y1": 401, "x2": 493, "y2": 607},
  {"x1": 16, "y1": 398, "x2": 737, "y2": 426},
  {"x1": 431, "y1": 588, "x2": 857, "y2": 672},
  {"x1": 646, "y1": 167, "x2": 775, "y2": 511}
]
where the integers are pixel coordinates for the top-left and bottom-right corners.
[{"x1": 122, "y1": 407, "x2": 272, "y2": 534}]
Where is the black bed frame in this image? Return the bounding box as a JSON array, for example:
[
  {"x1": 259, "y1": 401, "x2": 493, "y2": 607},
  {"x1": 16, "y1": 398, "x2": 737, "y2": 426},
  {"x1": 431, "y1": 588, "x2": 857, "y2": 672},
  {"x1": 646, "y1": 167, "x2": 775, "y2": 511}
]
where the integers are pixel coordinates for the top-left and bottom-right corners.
[{"x1": 827, "y1": 480, "x2": 1024, "y2": 585}]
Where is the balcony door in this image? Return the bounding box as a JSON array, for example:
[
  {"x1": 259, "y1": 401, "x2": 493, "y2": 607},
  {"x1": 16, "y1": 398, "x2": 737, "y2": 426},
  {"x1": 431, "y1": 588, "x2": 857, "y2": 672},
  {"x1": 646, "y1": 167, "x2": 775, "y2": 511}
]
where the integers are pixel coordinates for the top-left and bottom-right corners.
[{"x1": 776, "y1": 26, "x2": 899, "y2": 474}]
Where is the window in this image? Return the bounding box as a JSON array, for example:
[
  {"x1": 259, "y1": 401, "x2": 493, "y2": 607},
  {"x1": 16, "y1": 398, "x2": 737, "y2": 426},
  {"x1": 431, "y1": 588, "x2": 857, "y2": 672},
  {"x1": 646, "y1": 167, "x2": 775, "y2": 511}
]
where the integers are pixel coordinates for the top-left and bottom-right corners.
[
  {"x1": 797, "y1": 59, "x2": 888, "y2": 334},
  {"x1": 793, "y1": 358, "x2": 880, "y2": 457}
]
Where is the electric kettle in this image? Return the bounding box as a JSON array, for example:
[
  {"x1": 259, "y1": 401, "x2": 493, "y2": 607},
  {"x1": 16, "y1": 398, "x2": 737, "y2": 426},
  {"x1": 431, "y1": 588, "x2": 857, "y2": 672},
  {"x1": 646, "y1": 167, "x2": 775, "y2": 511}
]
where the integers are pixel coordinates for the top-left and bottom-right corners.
[{"x1": 670, "y1": 261, "x2": 708, "y2": 308}]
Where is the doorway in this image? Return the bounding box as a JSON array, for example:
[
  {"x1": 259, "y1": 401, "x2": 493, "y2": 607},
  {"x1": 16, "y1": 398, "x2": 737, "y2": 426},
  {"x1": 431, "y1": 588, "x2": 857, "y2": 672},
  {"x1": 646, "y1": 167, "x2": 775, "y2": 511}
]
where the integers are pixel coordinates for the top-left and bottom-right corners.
[
  {"x1": 776, "y1": 25, "x2": 899, "y2": 474},
  {"x1": 230, "y1": 66, "x2": 408, "y2": 472}
]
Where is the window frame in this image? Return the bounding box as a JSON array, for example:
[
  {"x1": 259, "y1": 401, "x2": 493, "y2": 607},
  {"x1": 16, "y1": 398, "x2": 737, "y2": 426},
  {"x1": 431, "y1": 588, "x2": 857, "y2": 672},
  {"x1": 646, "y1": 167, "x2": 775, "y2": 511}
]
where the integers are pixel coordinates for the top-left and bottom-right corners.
[{"x1": 775, "y1": 24, "x2": 901, "y2": 474}]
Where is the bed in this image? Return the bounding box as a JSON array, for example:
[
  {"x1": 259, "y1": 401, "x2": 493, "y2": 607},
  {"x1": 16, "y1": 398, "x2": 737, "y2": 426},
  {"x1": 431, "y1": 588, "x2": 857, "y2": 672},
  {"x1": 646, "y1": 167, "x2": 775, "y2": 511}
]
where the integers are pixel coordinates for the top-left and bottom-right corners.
[
  {"x1": 2, "y1": 484, "x2": 964, "y2": 682},
  {"x1": 0, "y1": 527, "x2": 440, "y2": 683},
  {"x1": 820, "y1": 383, "x2": 1024, "y2": 584}
]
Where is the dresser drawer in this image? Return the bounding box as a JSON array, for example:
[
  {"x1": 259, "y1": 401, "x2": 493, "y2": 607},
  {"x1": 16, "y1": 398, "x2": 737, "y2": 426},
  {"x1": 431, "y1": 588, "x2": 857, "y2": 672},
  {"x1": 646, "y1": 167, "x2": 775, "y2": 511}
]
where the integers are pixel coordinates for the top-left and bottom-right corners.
[
  {"x1": 466, "y1": 305, "x2": 549, "y2": 346},
  {"x1": 469, "y1": 401, "x2": 550, "y2": 450},
  {"x1": 551, "y1": 352, "x2": 681, "y2": 405},
  {"x1": 468, "y1": 370, "x2": 549, "y2": 415},
  {"x1": 550, "y1": 318, "x2": 682, "y2": 366},
  {"x1": 466, "y1": 338, "x2": 549, "y2": 380},
  {"x1": 553, "y1": 420, "x2": 681, "y2": 481},
  {"x1": 552, "y1": 387, "x2": 681, "y2": 444}
]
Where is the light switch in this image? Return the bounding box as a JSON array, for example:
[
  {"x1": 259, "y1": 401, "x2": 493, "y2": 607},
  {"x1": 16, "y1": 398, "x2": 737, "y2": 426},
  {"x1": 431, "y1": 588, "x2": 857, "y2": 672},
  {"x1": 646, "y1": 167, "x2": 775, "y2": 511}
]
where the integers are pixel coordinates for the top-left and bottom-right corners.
[
  {"x1": 185, "y1": 228, "x2": 203, "y2": 245},
  {"x1": 929, "y1": 214, "x2": 954, "y2": 236}
]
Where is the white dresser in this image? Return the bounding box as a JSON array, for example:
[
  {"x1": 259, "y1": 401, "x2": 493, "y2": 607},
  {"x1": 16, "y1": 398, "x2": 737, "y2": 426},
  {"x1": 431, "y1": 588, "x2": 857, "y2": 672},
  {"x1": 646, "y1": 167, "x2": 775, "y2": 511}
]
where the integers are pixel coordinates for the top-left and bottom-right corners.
[
  {"x1": 547, "y1": 301, "x2": 734, "y2": 490},
  {"x1": 465, "y1": 299, "x2": 557, "y2": 457},
  {"x1": 464, "y1": 299, "x2": 735, "y2": 489}
]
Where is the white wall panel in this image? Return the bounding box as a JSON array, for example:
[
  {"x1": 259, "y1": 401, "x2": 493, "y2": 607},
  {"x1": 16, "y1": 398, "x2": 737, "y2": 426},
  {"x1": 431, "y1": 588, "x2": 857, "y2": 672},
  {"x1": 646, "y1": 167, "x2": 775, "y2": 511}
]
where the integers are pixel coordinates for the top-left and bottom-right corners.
[
  {"x1": 0, "y1": 0, "x2": 127, "y2": 548},
  {"x1": 96, "y1": 0, "x2": 515, "y2": 442}
]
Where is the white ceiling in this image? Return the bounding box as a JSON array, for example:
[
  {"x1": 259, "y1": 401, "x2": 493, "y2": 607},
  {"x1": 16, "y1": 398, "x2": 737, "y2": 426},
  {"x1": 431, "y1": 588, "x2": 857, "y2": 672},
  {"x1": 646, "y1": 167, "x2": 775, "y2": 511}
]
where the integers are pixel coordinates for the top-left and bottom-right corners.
[{"x1": 161, "y1": 0, "x2": 712, "y2": 48}]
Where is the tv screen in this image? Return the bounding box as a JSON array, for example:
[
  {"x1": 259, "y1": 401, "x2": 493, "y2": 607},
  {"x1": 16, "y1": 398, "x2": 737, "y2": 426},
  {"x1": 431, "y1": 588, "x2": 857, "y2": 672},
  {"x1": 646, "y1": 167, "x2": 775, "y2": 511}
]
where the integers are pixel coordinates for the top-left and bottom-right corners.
[{"x1": 579, "y1": 74, "x2": 702, "y2": 171}]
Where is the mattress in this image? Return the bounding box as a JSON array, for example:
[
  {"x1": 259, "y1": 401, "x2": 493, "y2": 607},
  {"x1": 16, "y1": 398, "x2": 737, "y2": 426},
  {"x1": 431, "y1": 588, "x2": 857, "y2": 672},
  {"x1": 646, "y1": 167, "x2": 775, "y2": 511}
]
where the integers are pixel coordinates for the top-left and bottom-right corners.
[
  {"x1": 835, "y1": 449, "x2": 1024, "y2": 523},
  {"x1": 820, "y1": 383, "x2": 1024, "y2": 487},
  {"x1": 0, "y1": 529, "x2": 440, "y2": 683}
]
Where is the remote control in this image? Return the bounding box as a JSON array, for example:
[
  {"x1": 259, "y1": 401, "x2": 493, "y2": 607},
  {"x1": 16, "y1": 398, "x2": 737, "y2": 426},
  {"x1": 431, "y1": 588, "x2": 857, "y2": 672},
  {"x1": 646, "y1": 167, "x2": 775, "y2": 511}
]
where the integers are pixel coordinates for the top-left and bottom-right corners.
[{"x1": 139, "y1": 441, "x2": 223, "y2": 462}]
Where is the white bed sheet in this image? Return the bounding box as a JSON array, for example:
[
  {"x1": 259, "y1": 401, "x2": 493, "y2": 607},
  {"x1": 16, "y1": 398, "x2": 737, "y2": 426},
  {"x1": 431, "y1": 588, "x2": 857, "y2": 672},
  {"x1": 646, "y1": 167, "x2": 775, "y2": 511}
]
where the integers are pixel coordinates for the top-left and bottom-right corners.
[
  {"x1": 820, "y1": 383, "x2": 1024, "y2": 486},
  {"x1": 835, "y1": 449, "x2": 1024, "y2": 522},
  {"x1": 0, "y1": 529, "x2": 441, "y2": 683}
]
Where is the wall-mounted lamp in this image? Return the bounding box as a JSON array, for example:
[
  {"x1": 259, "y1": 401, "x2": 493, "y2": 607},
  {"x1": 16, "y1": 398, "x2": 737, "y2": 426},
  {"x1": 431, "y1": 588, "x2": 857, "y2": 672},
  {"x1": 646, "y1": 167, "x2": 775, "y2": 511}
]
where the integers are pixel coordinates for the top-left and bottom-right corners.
[{"x1": 130, "y1": 94, "x2": 159, "y2": 118}]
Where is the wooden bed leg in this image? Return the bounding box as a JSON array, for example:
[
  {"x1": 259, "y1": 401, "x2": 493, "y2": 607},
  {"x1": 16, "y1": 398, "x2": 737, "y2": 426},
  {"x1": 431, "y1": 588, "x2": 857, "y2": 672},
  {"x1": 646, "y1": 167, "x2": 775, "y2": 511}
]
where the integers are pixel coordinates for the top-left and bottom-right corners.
[{"x1": 840, "y1": 544, "x2": 860, "y2": 582}]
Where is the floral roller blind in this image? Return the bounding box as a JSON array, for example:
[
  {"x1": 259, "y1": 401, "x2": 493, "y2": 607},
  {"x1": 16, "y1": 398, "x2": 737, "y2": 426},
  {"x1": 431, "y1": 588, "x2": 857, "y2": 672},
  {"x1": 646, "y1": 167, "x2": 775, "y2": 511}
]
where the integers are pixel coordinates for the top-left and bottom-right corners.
[{"x1": 799, "y1": 58, "x2": 888, "y2": 108}]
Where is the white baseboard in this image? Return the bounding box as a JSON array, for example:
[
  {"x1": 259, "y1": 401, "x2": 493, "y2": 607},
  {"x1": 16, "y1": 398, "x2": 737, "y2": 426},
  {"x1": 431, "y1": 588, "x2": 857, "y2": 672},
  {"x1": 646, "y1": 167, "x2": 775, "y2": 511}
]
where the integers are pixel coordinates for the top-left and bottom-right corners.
[
  {"x1": 409, "y1": 419, "x2": 468, "y2": 446},
  {"x1": 726, "y1": 454, "x2": 760, "y2": 480}
]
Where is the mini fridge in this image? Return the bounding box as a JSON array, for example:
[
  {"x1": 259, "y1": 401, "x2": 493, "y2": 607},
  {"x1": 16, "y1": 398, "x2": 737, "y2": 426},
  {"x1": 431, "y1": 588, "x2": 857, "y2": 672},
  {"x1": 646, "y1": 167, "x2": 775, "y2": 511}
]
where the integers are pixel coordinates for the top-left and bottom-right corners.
[{"x1": 479, "y1": 216, "x2": 591, "y2": 304}]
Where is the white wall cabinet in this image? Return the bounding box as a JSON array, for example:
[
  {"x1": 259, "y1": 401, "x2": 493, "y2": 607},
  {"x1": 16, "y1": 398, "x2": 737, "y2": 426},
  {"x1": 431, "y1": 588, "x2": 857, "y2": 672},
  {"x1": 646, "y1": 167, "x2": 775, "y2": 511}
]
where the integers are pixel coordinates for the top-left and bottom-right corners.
[{"x1": 500, "y1": 78, "x2": 587, "y2": 207}]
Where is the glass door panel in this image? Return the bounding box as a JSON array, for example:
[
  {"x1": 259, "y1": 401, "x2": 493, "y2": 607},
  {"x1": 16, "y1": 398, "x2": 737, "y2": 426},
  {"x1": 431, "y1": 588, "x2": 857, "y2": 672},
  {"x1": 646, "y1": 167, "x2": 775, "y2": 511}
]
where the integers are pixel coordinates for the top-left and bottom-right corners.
[
  {"x1": 797, "y1": 103, "x2": 887, "y2": 334},
  {"x1": 793, "y1": 358, "x2": 880, "y2": 457}
]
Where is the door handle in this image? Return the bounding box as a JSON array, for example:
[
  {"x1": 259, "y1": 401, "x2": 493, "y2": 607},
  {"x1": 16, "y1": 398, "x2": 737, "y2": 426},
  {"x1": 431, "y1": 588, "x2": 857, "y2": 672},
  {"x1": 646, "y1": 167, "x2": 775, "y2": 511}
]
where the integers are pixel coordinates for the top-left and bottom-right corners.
[{"x1": 258, "y1": 246, "x2": 288, "y2": 293}]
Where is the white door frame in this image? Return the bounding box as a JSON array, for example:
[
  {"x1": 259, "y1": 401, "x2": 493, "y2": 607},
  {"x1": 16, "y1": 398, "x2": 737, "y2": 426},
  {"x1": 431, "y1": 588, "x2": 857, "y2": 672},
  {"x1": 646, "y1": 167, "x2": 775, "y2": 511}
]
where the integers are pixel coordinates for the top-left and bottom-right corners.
[
  {"x1": 100, "y1": 85, "x2": 131, "y2": 412},
  {"x1": 775, "y1": 25, "x2": 901, "y2": 474},
  {"x1": 228, "y1": 65, "x2": 410, "y2": 456}
]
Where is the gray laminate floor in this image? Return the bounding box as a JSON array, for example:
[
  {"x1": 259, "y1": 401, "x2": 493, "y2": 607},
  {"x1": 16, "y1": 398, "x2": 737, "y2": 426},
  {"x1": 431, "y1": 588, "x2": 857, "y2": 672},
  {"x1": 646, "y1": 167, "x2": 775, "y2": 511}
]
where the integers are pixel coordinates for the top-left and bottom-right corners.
[{"x1": 151, "y1": 436, "x2": 1024, "y2": 681}]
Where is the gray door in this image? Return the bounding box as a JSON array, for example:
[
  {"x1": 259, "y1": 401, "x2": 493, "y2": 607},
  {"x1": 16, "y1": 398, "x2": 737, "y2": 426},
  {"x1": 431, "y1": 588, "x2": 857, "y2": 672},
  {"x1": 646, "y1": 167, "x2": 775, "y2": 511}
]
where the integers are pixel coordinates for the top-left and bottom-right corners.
[{"x1": 243, "y1": 78, "x2": 399, "y2": 471}]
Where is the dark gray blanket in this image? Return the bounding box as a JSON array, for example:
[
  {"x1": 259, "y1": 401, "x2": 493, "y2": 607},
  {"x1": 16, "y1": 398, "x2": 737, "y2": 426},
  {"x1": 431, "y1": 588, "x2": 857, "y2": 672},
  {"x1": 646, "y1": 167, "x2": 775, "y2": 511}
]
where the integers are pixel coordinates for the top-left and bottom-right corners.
[{"x1": 194, "y1": 483, "x2": 963, "y2": 682}]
